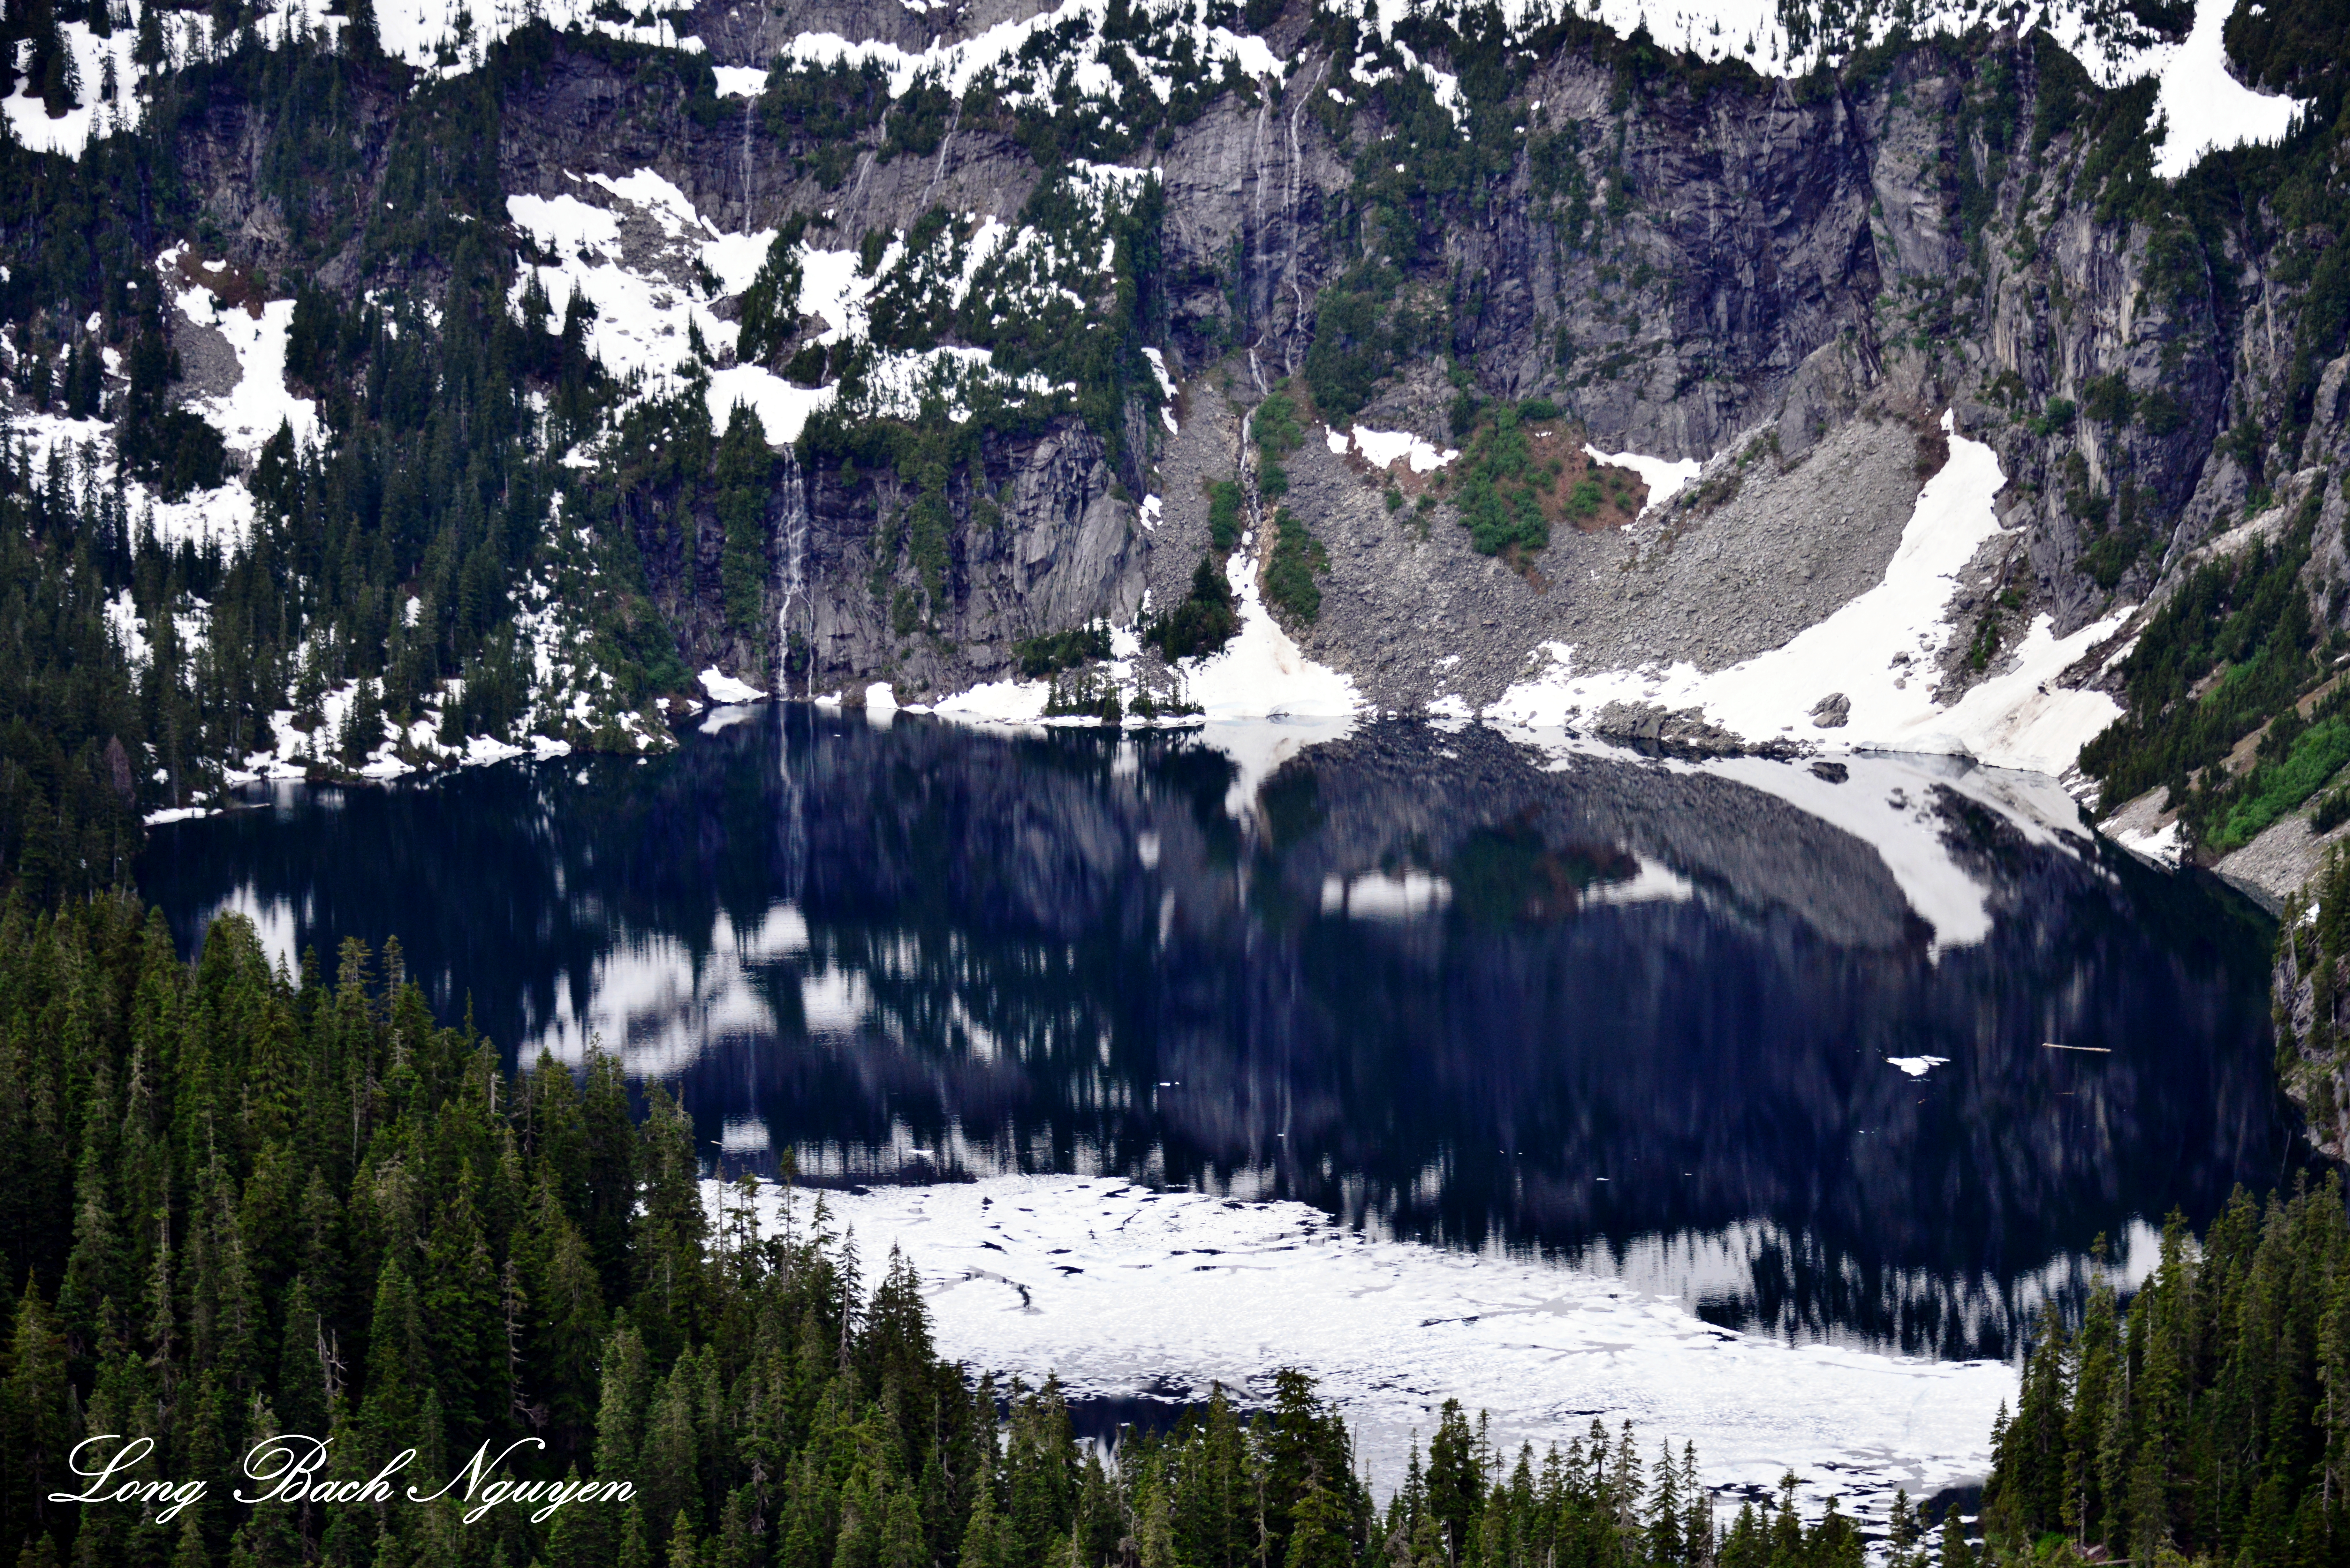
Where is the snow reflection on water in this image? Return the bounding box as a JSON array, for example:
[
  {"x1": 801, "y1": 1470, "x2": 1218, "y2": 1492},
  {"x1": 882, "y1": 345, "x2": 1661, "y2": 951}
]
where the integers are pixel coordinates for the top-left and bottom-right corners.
[{"x1": 147, "y1": 706, "x2": 2294, "y2": 1372}]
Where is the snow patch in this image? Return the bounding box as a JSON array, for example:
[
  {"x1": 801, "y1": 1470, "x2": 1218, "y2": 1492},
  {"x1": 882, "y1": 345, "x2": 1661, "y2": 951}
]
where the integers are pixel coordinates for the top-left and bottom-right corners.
[
  {"x1": 2146, "y1": 0, "x2": 2303, "y2": 176},
  {"x1": 699, "y1": 667, "x2": 768, "y2": 704},
  {"x1": 2110, "y1": 816, "x2": 2185, "y2": 870},
  {"x1": 1178, "y1": 550, "x2": 1364, "y2": 720},
  {"x1": 1142, "y1": 347, "x2": 1179, "y2": 433},
  {"x1": 782, "y1": 0, "x2": 1283, "y2": 103},
  {"x1": 932, "y1": 678, "x2": 1053, "y2": 726},
  {"x1": 1490, "y1": 415, "x2": 2125, "y2": 778},
  {"x1": 173, "y1": 289, "x2": 317, "y2": 456},
  {"x1": 1, "y1": 17, "x2": 147, "y2": 157},
  {"x1": 1345, "y1": 424, "x2": 1457, "y2": 474},
  {"x1": 1583, "y1": 443, "x2": 1700, "y2": 516},
  {"x1": 704, "y1": 366, "x2": 838, "y2": 446}
]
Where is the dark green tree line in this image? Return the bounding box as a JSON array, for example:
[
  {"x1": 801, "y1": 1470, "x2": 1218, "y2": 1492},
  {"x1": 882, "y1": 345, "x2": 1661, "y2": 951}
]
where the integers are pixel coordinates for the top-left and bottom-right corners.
[
  {"x1": 0, "y1": 893, "x2": 1923, "y2": 1568},
  {"x1": 1982, "y1": 1181, "x2": 2350, "y2": 1566}
]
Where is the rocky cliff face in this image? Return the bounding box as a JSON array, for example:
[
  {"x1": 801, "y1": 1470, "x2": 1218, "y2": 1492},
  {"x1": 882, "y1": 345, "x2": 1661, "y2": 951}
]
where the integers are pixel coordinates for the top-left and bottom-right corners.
[
  {"x1": 447, "y1": 0, "x2": 2350, "y2": 720},
  {"x1": 8, "y1": 0, "x2": 2346, "y2": 788}
]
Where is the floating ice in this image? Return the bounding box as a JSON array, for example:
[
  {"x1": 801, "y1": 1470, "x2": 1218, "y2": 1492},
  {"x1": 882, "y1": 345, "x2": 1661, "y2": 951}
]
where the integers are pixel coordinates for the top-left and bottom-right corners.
[
  {"x1": 746, "y1": 1175, "x2": 2014, "y2": 1521},
  {"x1": 1886, "y1": 1055, "x2": 1951, "y2": 1077}
]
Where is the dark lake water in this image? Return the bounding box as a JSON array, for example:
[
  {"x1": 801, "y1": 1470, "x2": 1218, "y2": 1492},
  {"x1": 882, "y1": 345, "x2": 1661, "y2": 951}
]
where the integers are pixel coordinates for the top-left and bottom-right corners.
[{"x1": 140, "y1": 707, "x2": 2302, "y2": 1360}]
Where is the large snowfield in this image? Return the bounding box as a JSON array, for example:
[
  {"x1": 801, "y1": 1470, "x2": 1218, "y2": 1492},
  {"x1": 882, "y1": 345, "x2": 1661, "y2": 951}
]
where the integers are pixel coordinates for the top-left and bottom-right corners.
[
  {"x1": 716, "y1": 1175, "x2": 2017, "y2": 1522},
  {"x1": 1488, "y1": 417, "x2": 2130, "y2": 778}
]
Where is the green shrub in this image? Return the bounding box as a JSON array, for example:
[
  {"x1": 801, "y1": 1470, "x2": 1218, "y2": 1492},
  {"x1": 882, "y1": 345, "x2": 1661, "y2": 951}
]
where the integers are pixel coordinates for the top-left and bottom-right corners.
[
  {"x1": 1264, "y1": 508, "x2": 1328, "y2": 623},
  {"x1": 2215, "y1": 717, "x2": 2350, "y2": 850},
  {"x1": 2081, "y1": 373, "x2": 2133, "y2": 425},
  {"x1": 1149, "y1": 556, "x2": 1240, "y2": 661},
  {"x1": 1207, "y1": 479, "x2": 1246, "y2": 553},
  {"x1": 2028, "y1": 397, "x2": 2077, "y2": 437},
  {"x1": 1015, "y1": 620, "x2": 1112, "y2": 677}
]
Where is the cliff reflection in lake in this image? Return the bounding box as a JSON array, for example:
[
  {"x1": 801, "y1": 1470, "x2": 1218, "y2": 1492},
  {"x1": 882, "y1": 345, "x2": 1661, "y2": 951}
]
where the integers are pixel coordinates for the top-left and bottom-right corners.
[{"x1": 140, "y1": 707, "x2": 2298, "y2": 1359}]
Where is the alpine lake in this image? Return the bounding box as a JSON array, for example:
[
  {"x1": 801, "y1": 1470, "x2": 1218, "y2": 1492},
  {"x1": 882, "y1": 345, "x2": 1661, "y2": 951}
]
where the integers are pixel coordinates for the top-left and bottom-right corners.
[{"x1": 140, "y1": 705, "x2": 2303, "y2": 1376}]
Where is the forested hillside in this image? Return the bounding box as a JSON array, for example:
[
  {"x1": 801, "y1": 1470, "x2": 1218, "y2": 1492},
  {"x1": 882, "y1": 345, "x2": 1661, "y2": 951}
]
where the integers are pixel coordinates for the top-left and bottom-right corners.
[
  {"x1": 0, "y1": 895, "x2": 1939, "y2": 1568},
  {"x1": 1982, "y1": 1181, "x2": 2350, "y2": 1567}
]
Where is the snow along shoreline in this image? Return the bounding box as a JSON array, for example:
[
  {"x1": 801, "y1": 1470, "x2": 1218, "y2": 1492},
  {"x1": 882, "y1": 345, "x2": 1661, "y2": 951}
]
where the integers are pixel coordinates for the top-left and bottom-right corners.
[
  {"x1": 921, "y1": 412, "x2": 2125, "y2": 785},
  {"x1": 1486, "y1": 415, "x2": 2127, "y2": 778},
  {"x1": 713, "y1": 1174, "x2": 2015, "y2": 1526}
]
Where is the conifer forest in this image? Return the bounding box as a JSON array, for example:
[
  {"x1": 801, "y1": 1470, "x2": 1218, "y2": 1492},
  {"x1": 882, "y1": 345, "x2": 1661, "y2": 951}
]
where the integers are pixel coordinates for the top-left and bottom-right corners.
[{"x1": 8, "y1": 0, "x2": 2350, "y2": 1540}]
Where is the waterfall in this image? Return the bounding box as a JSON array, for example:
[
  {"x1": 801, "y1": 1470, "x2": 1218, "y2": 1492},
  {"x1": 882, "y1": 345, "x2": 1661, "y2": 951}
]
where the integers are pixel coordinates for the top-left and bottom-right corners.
[
  {"x1": 924, "y1": 96, "x2": 964, "y2": 204},
  {"x1": 1280, "y1": 64, "x2": 1324, "y2": 378},
  {"x1": 1248, "y1": 87, "x2": 1270, "y2": 351},
  {"x1": 740, "y1": 92, "x2": 755, "y2": 223},
  {"x1": 776, "y1": 448, "x2": 813, "y2": 698}
]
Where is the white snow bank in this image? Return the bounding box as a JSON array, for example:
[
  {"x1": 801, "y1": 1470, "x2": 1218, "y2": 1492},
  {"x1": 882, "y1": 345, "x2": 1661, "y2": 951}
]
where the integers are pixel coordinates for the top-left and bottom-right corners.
[
  {"x1": 510, "y1": 175, "x2": 837, "y2": 447},
  {"x1": 1490, "y1": 415, "x2": 2126, "y2": 778},
  {"x1": 1347, "y1": 424, "x2": 1456, "y2": 474},
  {"x1": 1179, "y1": 549, "x2": 1364, "y2": 720},
  {"x1": 712, "y1": 64, "x2": 767, "y2": 96},
  {"x1": 705, "y1": 366, "x2": 837, "y2": 446},
  {"x1": 2111, "y1": 817, "x2": 2184, "y2": 870},
  {"x1": 699, "y1": 667, "x2": 768, "y2": 704},
  {"x1": 762, "y1": 1174, "x2": 2014, "y2": 1519},
  {"x1": 1, "y1": 18, "x2": 147, "y2": 157},
  {"x1": 783, "y1": 0, "x2": 1282, "y2": 102},
  {"x1": 1142, "y1": 347, "x2": 1179, "y2": 433},
  {"x1": 1584, "y1": 442, "x2": 1700, "y2": 516},
  {"x1": 507, "y1": 192, "x2": 622, "y2": 255},
  {"x1": 2148, "y1": 0, "x2": 2303, "y2": 177},
  {"x1": 9, "y1": 401, "x2": 256, "y2": 552},
  {"x1": 933, "y1": 678, "x2": 1053, "y2": 726},
  {"x1": 174, "y1": 290, "x2": 317, "y2": 456}
]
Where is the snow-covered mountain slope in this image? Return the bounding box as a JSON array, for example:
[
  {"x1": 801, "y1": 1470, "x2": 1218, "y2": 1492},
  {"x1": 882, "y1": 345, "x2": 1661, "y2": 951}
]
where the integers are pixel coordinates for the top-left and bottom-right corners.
[{"x1": 8, "y1": 0, "x2": 2349, "y2": 845}]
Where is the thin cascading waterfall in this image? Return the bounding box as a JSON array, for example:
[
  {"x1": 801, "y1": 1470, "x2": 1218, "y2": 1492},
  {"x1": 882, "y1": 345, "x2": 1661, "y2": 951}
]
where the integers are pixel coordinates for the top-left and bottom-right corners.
[
  {"x1": 923, "y1": 96, "x2": 964, "y2": 204},
  {"x1": 776, "y1": 448, "x2": 811, "y2": 698},
  {"x1": 740, "y1": 91, "x2": 755, "y2": 221},
  {"x1": 1279, "y1": 62, "x2": 1326, "y2": 378},
  {"x1": 1247, "y1": 87, "x2": 1270, "y2": 355}
]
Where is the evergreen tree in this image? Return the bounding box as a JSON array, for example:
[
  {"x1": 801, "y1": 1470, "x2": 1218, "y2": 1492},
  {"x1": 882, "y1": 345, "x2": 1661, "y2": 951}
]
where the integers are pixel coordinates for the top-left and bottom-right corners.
[{"x1": 713, "y1": 406, "x2": 773, "y2": 645}]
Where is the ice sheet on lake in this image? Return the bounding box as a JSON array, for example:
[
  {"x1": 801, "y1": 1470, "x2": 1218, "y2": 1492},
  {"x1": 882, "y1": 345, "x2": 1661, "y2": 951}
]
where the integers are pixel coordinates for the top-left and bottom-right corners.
[{"x1": 742, "y1": 1174, "x2": 2015, "y2": 1519}]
